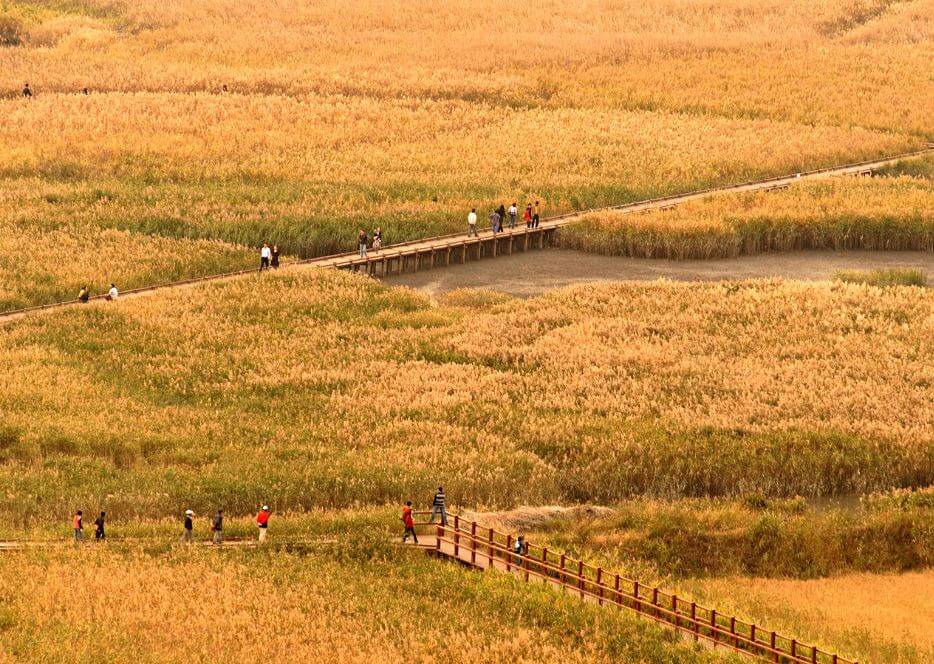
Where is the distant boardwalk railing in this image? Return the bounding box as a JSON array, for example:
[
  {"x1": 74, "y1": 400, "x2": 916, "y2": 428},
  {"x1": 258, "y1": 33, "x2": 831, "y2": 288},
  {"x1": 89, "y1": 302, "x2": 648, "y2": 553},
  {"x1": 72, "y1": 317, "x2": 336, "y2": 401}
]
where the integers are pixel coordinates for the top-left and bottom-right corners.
[
  {"x1": 2, "y1": 145, "x2": 931, "y2": 321},
  {"x1": 413, "y1": 512, "x2": 857, "y2": 664}
]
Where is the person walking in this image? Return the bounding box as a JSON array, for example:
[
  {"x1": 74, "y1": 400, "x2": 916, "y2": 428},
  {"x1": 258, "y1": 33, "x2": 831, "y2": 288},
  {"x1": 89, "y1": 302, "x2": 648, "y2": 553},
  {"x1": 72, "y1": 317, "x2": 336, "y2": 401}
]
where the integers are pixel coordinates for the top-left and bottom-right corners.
[
  {"x1": 77, "y1": 286, "x2": 90, "y2": 303},
  {"x1": 256, "y1": 505, "x2": 270, "y2": 543},
  {"x1": 271, "y1": 245, "x2": 280, "y2": 269},
  {"x1": 467, "y1": 208, "x2": 478, "y2": 237},
  {"x1": 22, "y1": 82, "x2": 31, "y2": 98},
  {"x1": 211, "y1": 509, "x2": 224, "y2": 545},
  {"x1": 72, "y1": 510, "x2": 84, "y2": 544},
  {"x1": 489, "y1": 209, "x2": 501, "y2": 235},
  {"x1": 181, "y1": 509, "x2": 194, "y2": 544},
  {"x1": 94, "y1": 511, "x2": 106, "y2": 541},
  {"x1": 106, "y1": 284, "x2": 118, "y2": 301},
  {"x1": 533, "y1": 201, "x2": 541, "y2": 228},
  {"x1": 429, "y1": 486, "x2": 448, "y2": 527},
  {"x1": 508, "y1": 202, "x2": 517, "y2": 229},
  {"x1": 260, "y1": 243, "x2": 271, "y2": 270},
  {"x1": 513, "y1": 534, "x2": 529, "y2": 565},
  {"x1": 523, "y1": 203, "x2": 533, "y2": 228},
  {"x1": 358, "y1": 229, "x2": 368, "y2": 258},
  {"x1": 372, "y1": 227, "x2": 383, "y2": 250},
  {"x1": 401, "y1": 501, "x2": 418, "y2": 544}
]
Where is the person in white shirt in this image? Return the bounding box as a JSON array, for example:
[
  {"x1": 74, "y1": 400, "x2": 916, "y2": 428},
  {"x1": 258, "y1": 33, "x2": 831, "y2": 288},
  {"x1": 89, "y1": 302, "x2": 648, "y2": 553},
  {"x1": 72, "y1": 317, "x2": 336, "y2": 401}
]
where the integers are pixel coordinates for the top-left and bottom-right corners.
[
  {"x1": 507, "y1": 203, "x2": 518, "y2": 229},
  {"x1": 260, "y1": 243, "x2": 271, "y2": 270},
  {"x1": 106, "y1": 284, "x2": 118, "y2": 301},
  {"x1": 467, "y1": 208, "x2": 478, "y2": 237}
]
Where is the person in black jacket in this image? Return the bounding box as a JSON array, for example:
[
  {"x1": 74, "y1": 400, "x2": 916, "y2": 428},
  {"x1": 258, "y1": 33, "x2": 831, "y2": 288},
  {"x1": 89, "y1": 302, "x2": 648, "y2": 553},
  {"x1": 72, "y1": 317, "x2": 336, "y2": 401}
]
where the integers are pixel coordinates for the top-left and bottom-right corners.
[
  {"x1": 94, "y1": 512, "x2": 106, "y2": 540},
  {"x1": 22, "y1": 82, "x2": 32, "y2": 98},
  {"x1": 181, "y1": 509, "x2": 194, "y2": 544},
  {"x1": 271, "y1": 245, "x2": 280, "y2": 269}
]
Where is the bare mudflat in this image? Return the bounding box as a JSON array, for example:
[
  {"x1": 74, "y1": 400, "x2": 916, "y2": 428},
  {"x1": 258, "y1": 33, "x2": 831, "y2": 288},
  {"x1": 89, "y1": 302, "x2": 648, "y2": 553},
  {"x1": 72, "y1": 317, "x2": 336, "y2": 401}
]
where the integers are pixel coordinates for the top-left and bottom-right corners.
[{"x1": 382, "y1": 249, "x2": 933, "y2": 297}]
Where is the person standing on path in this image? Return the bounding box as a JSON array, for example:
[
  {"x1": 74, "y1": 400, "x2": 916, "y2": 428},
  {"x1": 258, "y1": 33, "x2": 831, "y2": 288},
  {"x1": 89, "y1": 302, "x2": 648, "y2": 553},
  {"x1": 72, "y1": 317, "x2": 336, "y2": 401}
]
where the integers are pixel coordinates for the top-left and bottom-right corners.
[
  {"x1": 533, "y1": 201, "x2": 541, "y2": 228},
  {"x1": 358, "y1": 229, "x2": 368, "y2": 258},
  {"x1": 106, "y1": 284, "x2": 118, "y2": 301},
  {"x1": 401, "y1": 501, "x2": 418, "y2": 544},
  {"x1": 260, "y1": 243, "x2": 271, "y2": 270},
  {"x1": 508, "y1": 202, "x2": 517, "y2": 229},
  {"x1": 496, "y1": 203, "x2": 507, "y2": 230},
  {"x1": 489, "y1": 209, "x2": 501, "y2": 235},
  {"x1": 524, "y1": 203, "x2": 533, "y2": 228},
  {"x1": 181, "y1": 509, "x2": 194, "y2": 544},
  {"x1": 22, "y1": 82, "x2": 31, "y2": 98},
  {"x1": 429, "y1": 486, "x2": 448, "y2": 527},
  {"x1": 211, "y1": 509, "x2": 224, "y2": 545},
  {"x1": 372, "y1": 227, "x2": 383, "y2": 250},
  {"x1": 94, "y1": 512, "x2": 106, "y2": 541},
  {"x1": 73, "y1": 510, "x2": 84, "y2": 544},
  {"x1": 467, "y1": 208, "x2": 478, "y2": 237},
  {"x1": 77, "y1": 286, "x2": 90, "y2": 303},
  {"x1": 256, "y1": 505, "x2": 270, "y2": 543},
  {"x1": 271, "y1": 245, "x2": 280, "y2": 269}
]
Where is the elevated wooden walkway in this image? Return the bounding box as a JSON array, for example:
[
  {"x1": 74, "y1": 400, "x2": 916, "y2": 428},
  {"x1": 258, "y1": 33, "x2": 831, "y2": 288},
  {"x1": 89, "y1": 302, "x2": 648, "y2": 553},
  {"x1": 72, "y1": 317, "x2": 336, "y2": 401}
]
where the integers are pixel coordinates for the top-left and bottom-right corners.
[
  {"x1": 1, "y1": 146, "x2": 930, "y2": 322},
  {"x1": 410, "y1": 513, "x2": 856, "y2": 664}
]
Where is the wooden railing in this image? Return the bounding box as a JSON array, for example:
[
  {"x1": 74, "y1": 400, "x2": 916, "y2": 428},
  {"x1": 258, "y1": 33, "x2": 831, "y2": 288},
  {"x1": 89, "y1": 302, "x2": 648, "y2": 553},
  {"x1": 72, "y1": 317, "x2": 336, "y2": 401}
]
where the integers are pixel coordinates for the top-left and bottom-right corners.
[{"x1": 412, "y1": 512, "x2": 856, "y2": 664}]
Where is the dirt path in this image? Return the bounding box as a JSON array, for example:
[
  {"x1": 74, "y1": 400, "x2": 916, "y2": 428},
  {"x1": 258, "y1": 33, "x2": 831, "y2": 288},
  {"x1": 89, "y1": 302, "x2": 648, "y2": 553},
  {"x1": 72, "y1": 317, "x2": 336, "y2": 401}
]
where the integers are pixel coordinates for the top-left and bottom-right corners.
[{"x1": 383, "y1": 249, "x2": 934, "y2": 298}]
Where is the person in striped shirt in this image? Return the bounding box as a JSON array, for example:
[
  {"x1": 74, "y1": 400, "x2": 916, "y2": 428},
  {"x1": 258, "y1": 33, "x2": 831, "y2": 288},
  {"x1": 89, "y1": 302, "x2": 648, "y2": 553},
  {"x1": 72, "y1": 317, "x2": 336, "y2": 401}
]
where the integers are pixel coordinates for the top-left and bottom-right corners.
[{"x1": 429, "y1": 486, "x2": 448, "y2": 526}]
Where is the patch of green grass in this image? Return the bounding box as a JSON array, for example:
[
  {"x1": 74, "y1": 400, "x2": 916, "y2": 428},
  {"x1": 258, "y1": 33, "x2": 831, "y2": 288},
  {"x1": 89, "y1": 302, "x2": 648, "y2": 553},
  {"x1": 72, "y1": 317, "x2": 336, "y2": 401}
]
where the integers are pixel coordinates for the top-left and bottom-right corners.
[{"x1": 834, "y1": 268, "x2": 927, "y2": 287}]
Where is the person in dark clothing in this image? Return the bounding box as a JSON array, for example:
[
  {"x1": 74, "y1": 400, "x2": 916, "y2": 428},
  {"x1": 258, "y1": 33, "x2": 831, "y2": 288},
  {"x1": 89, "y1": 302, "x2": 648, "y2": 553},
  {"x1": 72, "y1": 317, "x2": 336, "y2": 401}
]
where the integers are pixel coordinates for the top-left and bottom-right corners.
[
  {"x1": 212, "y1": 509, "x2": 224, "y2": 545},
  {"x1": 22, "y1": 83, "x2": 31, "y2": 98},
  {"x1": 358, "y1": 229, "x2": 368, "y2": 258},
  {"x1": 271, "y1": 245, "x2": 280, "y2": 269},
  {"x1": 77, "y1": 286, "x2": 90, "y2": 303},
  {"x1": 429, "y1": 486, "x2": 448, "y2": 527},
  {"x1": 533, "y1": 201, "x2": 541, "y2": 228},
  {"x1": 181, "y1": 509, "x2": 194, "y2": 544},
  {"x1": 94, "y1": 512, "x2": 106, "y2": 540},
  {"x1": 82, "y1": 87, "x2": 89, "y2": 95},
  {"x1": 496, "y1": 203, "x2": 506, "y2": 229}
]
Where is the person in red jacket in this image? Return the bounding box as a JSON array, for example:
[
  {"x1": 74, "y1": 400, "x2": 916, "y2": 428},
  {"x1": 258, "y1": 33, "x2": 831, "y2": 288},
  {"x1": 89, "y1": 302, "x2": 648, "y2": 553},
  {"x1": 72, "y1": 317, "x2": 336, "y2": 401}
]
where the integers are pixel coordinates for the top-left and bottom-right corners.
[
  {"x1": 401, "y1": 501, "x2": 417, "y2": 544},
  {"x1": 256, "y1": 505, "x2": 270, "y2": 543}
]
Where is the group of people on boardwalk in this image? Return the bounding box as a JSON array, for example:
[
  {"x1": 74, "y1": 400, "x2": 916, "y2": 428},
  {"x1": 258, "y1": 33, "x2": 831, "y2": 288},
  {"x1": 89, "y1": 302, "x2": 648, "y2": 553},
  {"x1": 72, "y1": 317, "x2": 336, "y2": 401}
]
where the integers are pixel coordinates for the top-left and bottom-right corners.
[
  {"x1": 401, "y1": 485, "x2": 448, "y2": 544},
  {"x1": 72, "y1": 505, "x2": 271, "y2": 546},
  {"x1": 75, "y1": 283, "x2": 119, "y2": 304},
  {"x1": 259, "y1": 243, "x2": 280, "y2": 270},
  {"x1": 358, "y1": 227, "x2": 383, "y2": 258},
  {"x1": 468, "y1": 201, "x2": 541, "y2": 237}
]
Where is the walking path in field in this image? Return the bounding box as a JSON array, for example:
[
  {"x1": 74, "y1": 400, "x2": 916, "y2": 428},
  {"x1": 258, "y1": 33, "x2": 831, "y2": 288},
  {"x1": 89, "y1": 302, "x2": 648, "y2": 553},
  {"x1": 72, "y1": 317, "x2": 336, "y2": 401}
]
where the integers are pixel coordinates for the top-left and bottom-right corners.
[
  {"x1": 386, "y1": 249, "x2": 934, "y2": 297},
  {"x1": 1, "y1": 146, "x2": 930, "y2": 325}
]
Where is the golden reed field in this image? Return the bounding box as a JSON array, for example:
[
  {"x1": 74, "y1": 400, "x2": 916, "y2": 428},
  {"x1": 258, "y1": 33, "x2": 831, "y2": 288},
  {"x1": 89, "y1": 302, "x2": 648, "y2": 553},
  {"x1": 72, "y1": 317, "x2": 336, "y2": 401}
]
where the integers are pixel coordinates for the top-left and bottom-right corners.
[
  {"x1": 1, "y1": 1, "x2": 932, "y2": 662},
  {"x1": 0, "y1": 0, "x2": 932, "y2": 307}
]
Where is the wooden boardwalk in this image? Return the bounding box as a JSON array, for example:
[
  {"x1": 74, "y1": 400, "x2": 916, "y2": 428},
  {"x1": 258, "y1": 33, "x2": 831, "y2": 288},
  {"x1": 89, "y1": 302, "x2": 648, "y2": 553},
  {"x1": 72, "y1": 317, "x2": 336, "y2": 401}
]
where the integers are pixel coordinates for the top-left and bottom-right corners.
[
  {"x1": 410, "y1": 514, "x2": 858, "y2": 664},
  {"x1": 1, "y1": 146, "x2": 930, "y2": 323}
]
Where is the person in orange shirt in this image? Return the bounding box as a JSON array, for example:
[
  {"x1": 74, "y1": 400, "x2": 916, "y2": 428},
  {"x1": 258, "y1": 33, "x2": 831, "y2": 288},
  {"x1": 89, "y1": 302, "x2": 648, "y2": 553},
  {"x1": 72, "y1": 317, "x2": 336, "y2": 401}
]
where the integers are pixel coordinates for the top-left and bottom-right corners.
[
  {"x1": 401, "y1": 501, "x2": 417, "y2": 544},
  {"x1": 72, "y1": 510, "x2": 84, "y2": 544},
  {"x1": 256, "y1": 505, "x2": 271, "y2": 543}
]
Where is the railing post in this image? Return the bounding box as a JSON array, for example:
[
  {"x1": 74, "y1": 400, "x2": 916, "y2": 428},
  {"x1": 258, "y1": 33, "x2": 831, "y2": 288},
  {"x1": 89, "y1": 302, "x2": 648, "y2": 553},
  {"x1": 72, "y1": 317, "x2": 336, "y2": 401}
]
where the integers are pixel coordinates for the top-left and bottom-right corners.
[
  {"x1": 559, "y1": 554, "x2": 566, "y2": 585},
  {"x1": 652, "y1": 588, "x2": 659, "y2": 618},
  {"x1": 711, "y1": 609, "x2": 718, "y2": 646},
  {"x1": 577, "y1": 561, "x2": 585, "y2": 597},
  {"x1": 470, "y1": 522, "x2": 477, "y2": 565},
  {"x1": 672, "y1": 595, "x2": 679, "y2": 630},
  {"x1": 524, "y1": 550, "x2": 529, "y2": 582},
  {"x1": 771, "y1": 631, "x2": 777, "y2": 663},
  {"x1": 730, "y1": 617, "x2": 737, "y2": 649},
  {"x1": 596, "y1": 568, "x2": 603, "y2": 605},
  {"x1": 542, "y1": 547, "x2": 548, "y2": 579},
  {"x1": 634, "y1": 581, "x2": 640, "y2": 613},
  {"x1": 614, "y1": 574, "x2": 621, "y2": 606},
  {"x1": 791, "y1": 639, "x2": 797, "y2": 659},
  {"x1": 453, "y1": 515, "x2": 460, "y2": 558},
  {"x1": 691, "y1": 602, "x2": 698, "y2": 641},
  {"x1": 505, "y1": 535, "x2": 512, "y2": 572},
  {"x1": 488, "y1": 528, "x2": 494, "y2": 564},
  {"x1": 812, "y1": 645, "x2": 818, "y2": 664}
]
